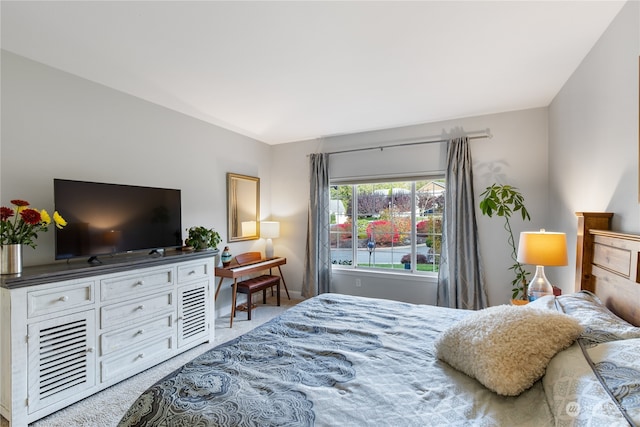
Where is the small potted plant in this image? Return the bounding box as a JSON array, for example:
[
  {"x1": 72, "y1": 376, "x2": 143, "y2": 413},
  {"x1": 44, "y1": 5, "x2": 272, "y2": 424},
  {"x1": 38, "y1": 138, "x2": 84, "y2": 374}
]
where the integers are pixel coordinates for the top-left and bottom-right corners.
[
  {"x1": 479, "y1": 184, "x2": 531, "y2": 301},
  {"x1": 185, "y1": 226, "x2": 221, "y2": 251}
]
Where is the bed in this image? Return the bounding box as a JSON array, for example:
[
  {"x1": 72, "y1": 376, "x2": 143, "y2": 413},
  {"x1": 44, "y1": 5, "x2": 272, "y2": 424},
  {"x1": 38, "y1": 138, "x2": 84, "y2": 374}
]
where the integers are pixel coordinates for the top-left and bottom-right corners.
[{"x1": 118, "y1": 212, "x2": 640, "y2": 426}]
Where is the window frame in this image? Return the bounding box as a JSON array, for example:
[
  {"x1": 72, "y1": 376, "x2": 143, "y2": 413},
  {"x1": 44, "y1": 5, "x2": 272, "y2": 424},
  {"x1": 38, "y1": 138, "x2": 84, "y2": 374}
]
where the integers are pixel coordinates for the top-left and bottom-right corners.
[{"x1": 330, "y1": 176, "x2": 444, "y2": 276}]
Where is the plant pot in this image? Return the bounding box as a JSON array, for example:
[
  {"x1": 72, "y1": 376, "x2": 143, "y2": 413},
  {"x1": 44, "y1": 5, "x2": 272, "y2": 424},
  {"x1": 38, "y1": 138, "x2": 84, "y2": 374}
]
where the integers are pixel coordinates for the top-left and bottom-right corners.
[
  {"x1": 510, "y1": 298, "x2": 529, "y2": 306},
  {"x1": 193, "y1": 239, "x2": 209, "y2": 251},
  {"x1": 1, "y1": 244, "x2": 22, "y2": 275}
]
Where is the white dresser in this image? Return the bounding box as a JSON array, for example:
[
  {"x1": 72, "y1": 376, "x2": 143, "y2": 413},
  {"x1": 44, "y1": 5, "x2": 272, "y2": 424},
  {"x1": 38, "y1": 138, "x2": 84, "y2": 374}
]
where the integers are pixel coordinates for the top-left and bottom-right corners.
[{"x1": 0, "y1": 251, "x2": 216, "y2": 427}]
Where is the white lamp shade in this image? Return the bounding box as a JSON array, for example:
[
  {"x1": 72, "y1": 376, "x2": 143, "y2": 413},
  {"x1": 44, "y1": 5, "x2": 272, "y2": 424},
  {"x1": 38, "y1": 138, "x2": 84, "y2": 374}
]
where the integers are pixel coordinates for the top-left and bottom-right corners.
[
  {"x1": 261, "y1": 221, "x2": 280, "y2": 239},
  {"x1": 517, "y1": 230, "x2": 568, "y2": 266}
]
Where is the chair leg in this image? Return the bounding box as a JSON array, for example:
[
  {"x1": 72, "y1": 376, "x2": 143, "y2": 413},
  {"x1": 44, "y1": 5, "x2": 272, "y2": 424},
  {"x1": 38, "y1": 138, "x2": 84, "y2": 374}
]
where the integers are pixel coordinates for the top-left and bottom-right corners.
[
  {"x1": 263, "y1": 289, "x2": 267, "y2": 304},
  {"x1": 277, "y1": 282, "x2": 281, "y2": 306},
  {"x1": 247, "y1": 293, "x2": 252, "y2": 320}
]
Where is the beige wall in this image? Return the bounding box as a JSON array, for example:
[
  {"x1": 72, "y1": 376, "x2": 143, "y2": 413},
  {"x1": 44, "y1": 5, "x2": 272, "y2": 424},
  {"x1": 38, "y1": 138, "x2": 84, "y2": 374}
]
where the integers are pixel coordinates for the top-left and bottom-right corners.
[
  {"x1": 272, "y1": 107, "x2": 550, "y2": 306},
  {"x1": 2, "y1": 49, "x2": 551, "y2": 308},
  {"x1": 0, "y1": 51, "x2": 272, "y2": 316},
  {"x1": 548, "y1": 0, "x2": 640, "y2": 292}
]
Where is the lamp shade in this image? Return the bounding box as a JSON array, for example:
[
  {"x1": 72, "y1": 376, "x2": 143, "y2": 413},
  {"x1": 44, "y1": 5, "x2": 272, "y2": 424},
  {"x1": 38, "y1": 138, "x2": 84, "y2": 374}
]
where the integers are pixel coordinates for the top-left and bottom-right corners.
[
  {"x1": 261, "y1": 221, "x2": 280, "y2": 239},
  {"x1": 517, "y1": 230, "x2": 568, "y2": 266}
]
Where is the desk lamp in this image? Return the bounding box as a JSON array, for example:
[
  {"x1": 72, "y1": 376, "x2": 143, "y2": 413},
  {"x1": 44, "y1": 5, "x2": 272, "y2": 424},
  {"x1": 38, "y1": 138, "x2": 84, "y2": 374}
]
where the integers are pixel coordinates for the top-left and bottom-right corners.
[
  {"x1": 517, "y1": 229, "x2": 568, "y2": 301},
  {"x1": 261, "y1": 221, "x2": 280, "y2": 258}
]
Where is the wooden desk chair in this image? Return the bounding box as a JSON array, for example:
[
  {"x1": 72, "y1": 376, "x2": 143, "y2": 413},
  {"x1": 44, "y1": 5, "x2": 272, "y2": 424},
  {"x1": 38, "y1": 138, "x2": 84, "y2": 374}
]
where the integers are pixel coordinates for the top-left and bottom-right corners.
[{"x1": 233, "y1": 252, "x2": 281, "y2": 320}]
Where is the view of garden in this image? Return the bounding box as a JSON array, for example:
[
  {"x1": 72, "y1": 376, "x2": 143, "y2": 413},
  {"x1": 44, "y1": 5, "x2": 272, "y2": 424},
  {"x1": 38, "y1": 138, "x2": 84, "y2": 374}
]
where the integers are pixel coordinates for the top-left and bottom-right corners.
[{"x1": 330, "y1": 180, "x2": 445, "y2": 272}]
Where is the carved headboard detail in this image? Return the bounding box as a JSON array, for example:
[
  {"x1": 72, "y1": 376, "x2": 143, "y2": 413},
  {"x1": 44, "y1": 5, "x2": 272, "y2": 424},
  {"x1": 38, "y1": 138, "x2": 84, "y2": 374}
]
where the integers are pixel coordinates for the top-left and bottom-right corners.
[{"x1": 575, "y1": 212, "x2": 640, "y2": 326}]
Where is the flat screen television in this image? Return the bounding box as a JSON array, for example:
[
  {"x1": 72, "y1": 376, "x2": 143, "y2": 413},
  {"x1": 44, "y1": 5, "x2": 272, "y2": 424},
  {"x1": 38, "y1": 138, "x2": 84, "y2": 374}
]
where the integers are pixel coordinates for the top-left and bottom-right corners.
[{"x1": 54, "y1": 179, "x2": 182, "y2": 262}]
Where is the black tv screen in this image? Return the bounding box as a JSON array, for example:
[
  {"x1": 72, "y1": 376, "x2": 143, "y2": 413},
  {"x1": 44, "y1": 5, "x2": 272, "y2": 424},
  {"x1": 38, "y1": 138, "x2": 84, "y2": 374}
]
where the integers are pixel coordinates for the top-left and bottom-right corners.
[{"x1": 54, "y1": 179, "x2": 182, "y2": 261}]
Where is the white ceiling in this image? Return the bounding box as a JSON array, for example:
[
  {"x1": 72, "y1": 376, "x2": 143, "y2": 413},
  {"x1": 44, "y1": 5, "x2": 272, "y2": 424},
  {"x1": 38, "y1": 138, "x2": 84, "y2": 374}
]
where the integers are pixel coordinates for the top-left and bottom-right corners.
[{"x1": 1, "y1": 1, "x2": 627, "y2": 145}]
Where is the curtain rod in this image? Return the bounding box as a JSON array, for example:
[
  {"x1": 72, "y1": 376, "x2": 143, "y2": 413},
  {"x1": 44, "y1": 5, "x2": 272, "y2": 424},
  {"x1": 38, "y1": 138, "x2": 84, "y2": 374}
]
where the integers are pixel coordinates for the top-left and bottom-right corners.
[{"x1": 325, "y1": 133, "x2": 492, "y2": 156}]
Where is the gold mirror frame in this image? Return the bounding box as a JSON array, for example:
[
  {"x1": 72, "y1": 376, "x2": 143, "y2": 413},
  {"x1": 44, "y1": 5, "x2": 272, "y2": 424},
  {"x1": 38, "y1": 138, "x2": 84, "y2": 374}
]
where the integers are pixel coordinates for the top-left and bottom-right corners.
[{"x1": 227, "y1": 173, "x2": 260, "y2": 242}]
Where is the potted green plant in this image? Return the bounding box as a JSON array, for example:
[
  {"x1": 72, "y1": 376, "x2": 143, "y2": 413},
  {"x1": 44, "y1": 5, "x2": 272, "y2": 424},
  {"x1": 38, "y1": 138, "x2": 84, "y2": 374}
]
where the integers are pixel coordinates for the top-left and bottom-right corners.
[
  {"x1": 185, "y1": 226, "x2": 221, "y2": 251},
  {"x1": 478, "y1": 184, "x2": 531, "y2": 300}
]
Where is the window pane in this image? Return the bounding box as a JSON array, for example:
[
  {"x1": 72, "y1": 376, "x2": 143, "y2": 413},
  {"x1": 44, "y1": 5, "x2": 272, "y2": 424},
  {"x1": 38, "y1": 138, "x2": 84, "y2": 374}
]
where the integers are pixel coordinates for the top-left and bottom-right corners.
[
  {"x1": 366, "y1": 183, "x2": 409, "y2": 270},
  {"x1": 416, "y1": 179, "x2": 444, "y2": 273},
  {"x1": 330, "y1": 185, "x2": 353, "y2": 266},
  {"x1": 330, "y1": 178, "x2": 444, "y2": 273}
]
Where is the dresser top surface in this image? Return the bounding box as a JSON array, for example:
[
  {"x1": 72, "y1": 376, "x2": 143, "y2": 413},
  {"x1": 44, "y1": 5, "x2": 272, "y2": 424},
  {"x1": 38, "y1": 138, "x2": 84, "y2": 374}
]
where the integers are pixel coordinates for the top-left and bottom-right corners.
[{"x1": 1, "y1": 249, "x2": 218, "y2": 289}]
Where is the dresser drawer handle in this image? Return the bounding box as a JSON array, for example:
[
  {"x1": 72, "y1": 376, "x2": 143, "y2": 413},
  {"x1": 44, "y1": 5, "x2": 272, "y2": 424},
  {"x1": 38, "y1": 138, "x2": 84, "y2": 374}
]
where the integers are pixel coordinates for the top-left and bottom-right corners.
[
  {"x1": 138, "y1": 353, "x2": 145, "y2": 359},
  {"x1": 136, "y1": 305, "x2": 145, "y2": 311},
  {"x1": 86, "y1": 347, "x2": 94, "y2": 353},
  {"x1": 59, "y1": 296, "x2": 69, "y2": 302},
  {"x1": 188, "y1": 270, "x2": 196, "y2": 275},
  {"x1": 134, "y1": 280, "x2": 145, "y2": 286},
  {"x1": 136, "y1": 329, "x2": 145, "y2": 335}
]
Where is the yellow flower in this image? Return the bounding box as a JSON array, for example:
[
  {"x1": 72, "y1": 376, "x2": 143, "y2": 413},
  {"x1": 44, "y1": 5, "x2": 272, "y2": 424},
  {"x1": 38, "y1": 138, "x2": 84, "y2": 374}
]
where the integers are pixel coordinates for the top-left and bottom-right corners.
[
  {"x1": 53, "y1": 211, "x2": 67, "y2": 229},
  {"x1": 1, "y1": 199, "x2": 66, "y2": 247},
  {"x1": 40, "y1": 209, "x2": 51, "y2": 225}
]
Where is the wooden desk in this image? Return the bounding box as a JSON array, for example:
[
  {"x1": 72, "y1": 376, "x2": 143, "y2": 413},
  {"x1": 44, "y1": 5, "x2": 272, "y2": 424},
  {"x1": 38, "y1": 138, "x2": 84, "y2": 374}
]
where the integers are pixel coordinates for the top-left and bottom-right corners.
[{"x1": 215, "y1": 257, "x2": 289, "y2": 327}]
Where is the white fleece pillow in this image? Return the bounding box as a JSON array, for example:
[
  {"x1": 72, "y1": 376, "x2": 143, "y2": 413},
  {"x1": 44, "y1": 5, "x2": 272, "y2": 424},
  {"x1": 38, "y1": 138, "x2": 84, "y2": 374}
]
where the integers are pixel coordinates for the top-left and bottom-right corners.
[{"x1": 434, "y1": 305, "x2": 583, "y2": 396}]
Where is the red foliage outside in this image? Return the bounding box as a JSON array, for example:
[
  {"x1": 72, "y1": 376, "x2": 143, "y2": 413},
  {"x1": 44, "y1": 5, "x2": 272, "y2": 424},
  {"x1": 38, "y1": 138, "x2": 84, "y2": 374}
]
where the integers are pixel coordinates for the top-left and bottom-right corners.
[
  {"x1": 366, "y1": 220, "x2": 399, "y2": 246},
  {"x1": 334, "y1": 222, "x2": 352, "y2": 240}
]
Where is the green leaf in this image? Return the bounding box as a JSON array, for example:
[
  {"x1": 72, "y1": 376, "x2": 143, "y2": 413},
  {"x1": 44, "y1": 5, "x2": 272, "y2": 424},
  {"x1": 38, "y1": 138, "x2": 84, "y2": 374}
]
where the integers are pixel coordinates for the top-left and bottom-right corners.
[{"x1": 479, "y1": 183, "x2": 531, "y2": 298}]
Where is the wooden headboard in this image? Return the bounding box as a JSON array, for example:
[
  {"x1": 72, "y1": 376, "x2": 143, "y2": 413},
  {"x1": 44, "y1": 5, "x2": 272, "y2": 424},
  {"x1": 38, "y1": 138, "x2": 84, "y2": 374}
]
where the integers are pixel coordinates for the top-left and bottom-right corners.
[{"x1": 576, "y1": 212, "x2": 640, "y2": 326}]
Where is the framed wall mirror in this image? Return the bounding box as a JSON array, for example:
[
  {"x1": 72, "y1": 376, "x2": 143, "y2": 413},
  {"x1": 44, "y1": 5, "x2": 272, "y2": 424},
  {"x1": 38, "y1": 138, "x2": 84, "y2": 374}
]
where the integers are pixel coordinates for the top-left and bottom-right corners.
[{"x1": 227, "y1": 173, "x2": 260, "y2": 242}]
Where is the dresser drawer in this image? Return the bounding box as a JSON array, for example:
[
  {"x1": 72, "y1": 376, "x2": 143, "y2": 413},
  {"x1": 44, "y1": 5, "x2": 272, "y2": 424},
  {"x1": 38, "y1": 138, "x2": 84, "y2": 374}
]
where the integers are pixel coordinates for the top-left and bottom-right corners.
[
  {"x1": 101, "y1": 268, "x2": 174, "y2": 302},
  {"x1": 100, "y1": 312, "x2": 174, "y2": 356},
  {"x1": 177, "y1": 261, "x2": 211, "y2": 284},
  {"x1": 100, "y1": 290, "x2": 173, "y2": 329},
  {"x1": 27, "y1": 281, "x2": 95, "y2": 318},
  {"x1": 100, "y1": 335, "x2": 174, "y2": 382}
]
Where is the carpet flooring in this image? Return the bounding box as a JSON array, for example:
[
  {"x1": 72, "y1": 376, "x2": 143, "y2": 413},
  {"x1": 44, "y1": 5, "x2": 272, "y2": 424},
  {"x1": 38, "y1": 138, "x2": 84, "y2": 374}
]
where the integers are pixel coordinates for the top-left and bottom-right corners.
[{"x1": 1, "y1": 296, "x2": 300, "y2": 427}]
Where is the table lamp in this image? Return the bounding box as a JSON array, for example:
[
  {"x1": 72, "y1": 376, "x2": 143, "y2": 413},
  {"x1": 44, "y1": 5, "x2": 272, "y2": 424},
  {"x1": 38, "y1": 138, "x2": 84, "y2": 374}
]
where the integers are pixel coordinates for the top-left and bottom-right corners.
[
  {"x1": 261, "y1": 221, "x2": 280, "y2": 258},
  {"x1": 517, "y1": 229, "x2": 568, "y2": 301}
]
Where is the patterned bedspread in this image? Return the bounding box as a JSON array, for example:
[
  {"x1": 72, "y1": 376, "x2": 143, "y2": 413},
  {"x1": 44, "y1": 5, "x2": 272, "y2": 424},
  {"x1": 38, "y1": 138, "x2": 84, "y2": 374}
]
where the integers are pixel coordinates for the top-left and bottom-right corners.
[{"x1": 119, "y1": 292, "x2": 637, "y2": 426}]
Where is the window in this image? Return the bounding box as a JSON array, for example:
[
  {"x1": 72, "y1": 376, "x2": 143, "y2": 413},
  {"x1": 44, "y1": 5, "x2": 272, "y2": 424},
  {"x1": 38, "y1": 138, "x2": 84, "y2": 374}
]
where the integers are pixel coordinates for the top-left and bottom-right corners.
[{"x1": 330, "y1": 178, "x2": 444, "y2": 274}]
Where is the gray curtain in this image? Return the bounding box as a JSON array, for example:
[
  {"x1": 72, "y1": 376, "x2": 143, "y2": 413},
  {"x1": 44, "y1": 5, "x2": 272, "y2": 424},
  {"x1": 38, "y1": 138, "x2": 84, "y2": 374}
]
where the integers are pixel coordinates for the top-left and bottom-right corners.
[
  {"x1": 302, "y1": 153, "x2": 332, "y2": 297},
  {"x1": 437, "y1": 137, "x2": 488, "y2": 310}
]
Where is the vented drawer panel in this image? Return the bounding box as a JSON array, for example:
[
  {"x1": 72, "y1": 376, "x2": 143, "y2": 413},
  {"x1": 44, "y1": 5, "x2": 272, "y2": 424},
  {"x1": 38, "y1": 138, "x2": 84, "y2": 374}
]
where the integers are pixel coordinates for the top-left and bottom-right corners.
[
  {"x1": 178, "y1": 283, "x2": 209, "y2": 348},
  {"x1": 28, "y1": 310, "x2": 96, "y2": 414}
]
